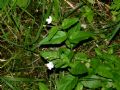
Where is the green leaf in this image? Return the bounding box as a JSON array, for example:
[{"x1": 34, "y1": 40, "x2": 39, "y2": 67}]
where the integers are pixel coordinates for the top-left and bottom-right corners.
[
  {"x1": 39, "y1": 82, "x2": 48, "y2": 90},
  {"x1": 75, "y1": 82, "x2": 83, "y2": 90},
  {"x1": 114, "y1": 82, "x2": 120, "y2": 90},
  {"x1": 40, "y1": 27, "x2": 67, "y2": 45},
  {"x1": 68, "y1": 30, "x2": 93, "y2": 44},
  {"x1": 95, "y1": 48, "x2": 102, "y2": 56},
  {"x1": 81, "y1": 75, "x2": 102, "y2": 88},
  {"x1": 112, "y1": 71, "x2": 120, "y2": 81},
  {"x1": 54, "y1": 48, "x2": 74, "y2": 68},
  {"x1": 69, "y1": 61, "x2": 88, "y2": 75},
  {"x1": 95, "y1": 65, "x2": 113, "y2": 78},
  {"x1": 87, "y1": 13, "x2": 94, "y2": 23},
  {"x1": 40, "y1": 50, "x2": 59, "y2": 61},
  {"x1": 69, "y1": 22, "x2": 81, "y2": 31},
  {"x1": 16, "y1": 0, "x2": 30, "y2": 8},
  {"x1": 54, "y1": 59, "x2": 67, "y2": 68},
  {"x1": 59, "y1": 48, "x2": 74, "y2": 60},
  {"x1": 56, "y1": 74, "x2": 78, "y2": 90},
  {"x1": 39, "y1": 26, "x2": 58, "y2": 45},
  {"x1": 74, "y1": 52, "x2": 88, "y2": 61},
  {"x1": 65, "y1": 40, "x2": 75, "y2": 49},
  {"x1": 107, "y1": 47, "x2": 113, "y2": 54},
  {"x1": 111, "y1": 0, "x2": 120, "y2": 11},
  {"x1": 99, "y1": 53, "x2": 119, "y2": 63},
  {"x1": 84, "y1": 6, "x2": 94, "y2": 23},
  {"x1": 112, "y1": 71, "x2": 120, "y2": 89},
  {"x1": 90, "y1": 58, "x2": 101, "y2": 69},
  {"x1": 62, "y1": 18, "x2": 79, "y2": 29},
  {"x1": 49, "y1": 31, "x2": 67, "y2": 44},
  {"x1": 65, "y1": 23, "x2": 84, "y2": 48}
]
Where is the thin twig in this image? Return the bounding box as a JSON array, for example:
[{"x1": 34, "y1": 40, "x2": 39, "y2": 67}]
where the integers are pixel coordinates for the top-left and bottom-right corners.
[{"x1": 64, "y1": 0, "x2": 75, "y2": 9}]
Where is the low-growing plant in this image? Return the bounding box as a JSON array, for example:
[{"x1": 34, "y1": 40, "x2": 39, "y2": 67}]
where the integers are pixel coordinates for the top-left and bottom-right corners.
[
  {"x1": 39, "y1": 18, "x2": 120, "y2": 89},
  {"x1": 1, "y1": 0, "x2": 120, "y2": 90}
]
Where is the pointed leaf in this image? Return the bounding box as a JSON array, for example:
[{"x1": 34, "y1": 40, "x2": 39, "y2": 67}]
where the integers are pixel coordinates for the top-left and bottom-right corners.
[
  {"x1": 84, "y1": 6, "x2": 94, "y2": 23},
  {"x1": 65, "y1": 40, "x2": 75, "y2": 49},
  {"x1": 54, "y1": 48, "x2": 74, "y2": 68},
  {"x1": 49, "y1": 31, "x2": 67, "y2": 44},
  {"x1": 40, "y1": 50, "x2": 59, "y2": 61},
  {"x1": 56, "y1": 74, "x2": 78, "y2": 90},
  {"x1": 74, "y1": 52, "x2": 88, "y2": 61},
  {"x1": 75, "y1": 82, "x2": 83, "y2": 90},
  {"x1": 54, "y1": 59, "x2": 65, "y2": 68},
  {"x1": 39, "y1": 82, "x2": 48, "y2": 90},
  {"x1": 68, "y1": 30, "x2": 93, "y2": 44},
  {"x1": 69, "y1": 61, "x2": 88, "y2": 75},
  {"x1": 95, "y1": 48, "x2": 102, "y2": 56},
  {"x1": 81, "y1": 75, "x2": 102, "y2": 88},
  {"x1": 39, "y1": 26, "x2": 58, "y2": 45},
  {"x1": 62, "y1": 18, "x2": 79, "y2": 29},
  {"x1": 95, "y1": 65, "x2": 113, "y2": 78},
  {"x1": 59, "y1": 48, "x2": 74, "y2": 60}
]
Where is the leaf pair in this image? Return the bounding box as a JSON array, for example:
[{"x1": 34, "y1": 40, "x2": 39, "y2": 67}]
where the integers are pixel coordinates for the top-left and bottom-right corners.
[
  {"x1": 39, "y1": 18, "x2": 93, "y2": 48},
  {"x1": 39, "y1": 26, "x2": 67, "y2": 46},
  {"x1": 64, "y1": 19, "x2": 93, "y2": 48},
  {"x1": 40, "y1": 48, "x2": 73, "y2": 68}
]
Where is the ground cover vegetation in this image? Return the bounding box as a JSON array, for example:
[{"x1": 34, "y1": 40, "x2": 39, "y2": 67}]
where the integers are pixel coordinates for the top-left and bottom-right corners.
[{"x1": 0, "y1": 0, "x2": 120, "y2": 90}]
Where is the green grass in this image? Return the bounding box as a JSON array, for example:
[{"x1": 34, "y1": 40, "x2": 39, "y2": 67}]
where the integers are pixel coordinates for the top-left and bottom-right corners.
[{"x1": 0, "y1": 0, "x2": 120, "y2": 90}]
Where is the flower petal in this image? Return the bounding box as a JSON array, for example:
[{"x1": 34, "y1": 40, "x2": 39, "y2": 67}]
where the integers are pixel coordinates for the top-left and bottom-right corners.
[
  {"x1": 45, "y1": 62, "x2": 54, "y2": 70},
  {"x1": 46, "y1": 16, "x2": 52, "y2": 24}
]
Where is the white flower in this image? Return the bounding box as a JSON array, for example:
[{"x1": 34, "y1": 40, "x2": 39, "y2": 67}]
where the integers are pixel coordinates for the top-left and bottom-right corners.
[
  {"x1": 81, "y1": 24, "x2": 87, "y2": 29},
  {"x1": 46, "y1": 16, "x2": 52, "y2": 24},
  {"x1": 45, "y1": 62, "x2": 54, "y2": 70}
]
